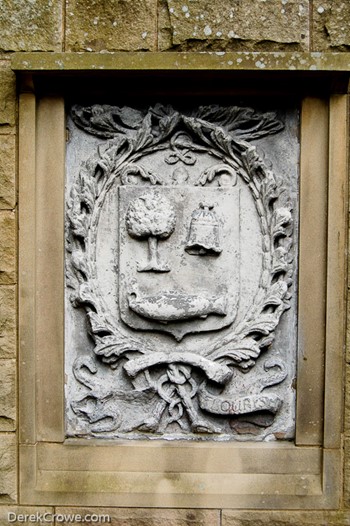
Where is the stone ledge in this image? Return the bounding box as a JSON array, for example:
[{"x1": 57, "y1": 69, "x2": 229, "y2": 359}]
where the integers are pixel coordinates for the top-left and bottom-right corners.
[{"x1": 10, "y1": 51, "x2": 350, "y2": 72}]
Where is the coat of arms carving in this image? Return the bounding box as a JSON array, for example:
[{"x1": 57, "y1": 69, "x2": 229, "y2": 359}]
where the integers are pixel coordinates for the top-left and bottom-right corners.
[{"x1": 65, "y1": 103, "x2": 298, "y2": 440}]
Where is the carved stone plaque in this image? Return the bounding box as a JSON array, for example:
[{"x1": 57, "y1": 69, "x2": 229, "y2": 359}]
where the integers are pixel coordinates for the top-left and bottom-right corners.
[{"x1": 65, "y1": 104, "x2": 298, "y2": 440}]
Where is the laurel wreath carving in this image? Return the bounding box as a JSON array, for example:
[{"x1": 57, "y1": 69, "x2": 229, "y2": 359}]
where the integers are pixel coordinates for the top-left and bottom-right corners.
[{"x1": 67, "y1": 104, "x2": 293, "y2": 381}]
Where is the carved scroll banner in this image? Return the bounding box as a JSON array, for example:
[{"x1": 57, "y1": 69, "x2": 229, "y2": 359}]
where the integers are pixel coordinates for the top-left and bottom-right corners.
[{"x1": 65, "y1": 104, "x2": 298, "y2": 440}]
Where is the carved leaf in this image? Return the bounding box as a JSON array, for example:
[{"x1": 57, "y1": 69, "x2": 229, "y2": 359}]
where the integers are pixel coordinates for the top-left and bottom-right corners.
[
  {"x1": 244, "y1": 314, "x2": 279, "y2": 336},
  {"x1": 262, "y1": 281, "x2": 288, "y2": 309},
  {"x1": 71, "y1": 105, "x2": 145, "y2": 138},
  {"x1": 211, "y1": 337, "x2": 261, "y2": 367},
  {"x1": 272, "y1": 208, "x2": 292, "y2": 240},
  {"x1": 195, "y1": 106, "x2": 284, "y2": 140}
]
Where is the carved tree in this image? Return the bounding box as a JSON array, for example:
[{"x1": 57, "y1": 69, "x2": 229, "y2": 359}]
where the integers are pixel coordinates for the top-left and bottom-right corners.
[{"x1": 126, "y1": 192, "x2": 176, "y2": 272}]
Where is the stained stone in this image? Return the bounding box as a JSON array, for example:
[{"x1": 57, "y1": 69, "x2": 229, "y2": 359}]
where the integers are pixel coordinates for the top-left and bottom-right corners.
[
  {"x1": 345, "y1": 438, "x2": 350, "y2": 507},
  {"x1": 0, "y1": 211, "x2": 16, "y2": 285},
  {"x1": 222, "y1": 510, "x2": 350, "y2": 526},
  {"x1": 162, "y1": 0, "x2": 309, "y2": 50},
  {"x1": 0, "y1": 0, "x2": 62, "y2": 52},
  {"x1": 0, "y1": 360, "x2": 15, "y2": 432},
  {"x1": 65, "y1": 0, "x2": 157, "y2": 52},
  {"x1": 0, "y1": 286, "x2": 16, "y2": 359},
  {"x1": 65, "y1": 103, "x2": 298, "y2": 441},
  {"x1": 158, "y1": 0, "x2": 174, "y2": 51},
  {"x1": 55, "y1": 508, "x2": 219, "y2": 526},
  {"x1": 0, "y1": 135, "x2": 16, "y2": 209},
  {"x1": 313, "y1": 1, "x2": 350, "y2": 50},
  {"x1": 0, "y1": 64, "x2": 16, "y2": 127},
  {"x1": 0, "y1": 434, "x2": 16, "y2": 503}
]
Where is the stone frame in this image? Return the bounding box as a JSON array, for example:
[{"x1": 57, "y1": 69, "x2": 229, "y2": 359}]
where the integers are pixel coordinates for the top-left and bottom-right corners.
[{"x1": 16, "y1": 56, "x2": 347, "y2": 508}]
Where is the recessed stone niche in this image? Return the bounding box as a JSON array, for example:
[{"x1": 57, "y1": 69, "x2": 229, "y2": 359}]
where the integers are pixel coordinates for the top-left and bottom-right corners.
[{"x1": 65, "y1": 103, "x2": 299, "y2": 441}]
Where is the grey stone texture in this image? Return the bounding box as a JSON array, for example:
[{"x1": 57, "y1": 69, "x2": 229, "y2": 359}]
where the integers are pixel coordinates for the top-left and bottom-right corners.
[
  {"x1": 66, "y1": 104, "x2": 297, "y2": 440},
  {"x1": 160, "y1": 0, "x2": 309, "y2": 51},
  {"x1": 65, "y1": 0, "x2": 157, "y2": 52},
  {"x1": 0, "y1": 0, "x2": 62, "y2": 51}
]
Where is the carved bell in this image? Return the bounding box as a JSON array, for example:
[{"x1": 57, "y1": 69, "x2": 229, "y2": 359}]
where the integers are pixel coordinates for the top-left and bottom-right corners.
[{"x1": 185, "y1": 203, "x2": 222, "y2": 256}]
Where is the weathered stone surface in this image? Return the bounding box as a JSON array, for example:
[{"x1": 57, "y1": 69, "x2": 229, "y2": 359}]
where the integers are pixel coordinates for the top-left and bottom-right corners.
[
  {"x1": 161, "y1": 0, "x2": 309, "y2": 50},
  {"x1": 345, "y1": 362, "x2": 350, "y2": 432},
  {"x1": 0, "y1": 360, "x2": 15, "y2": 432},
  {"x1": 222, "y1": 510, "x2": 350, "y2": 525},
  {"x1": 65, "y1": 0, "x2": 157, "y2": 52},
  {"x1": 158, "y1": 0, "x2": 174, "y2": 51},
  {"x1": 0, "y1": 286, "x2": 15, "y2": 359},
  {"x1": 313, "y1": 1, "x2": 350, "y2": 50},
  {"x1": 66, "y1": 104, "x2": 297, "y2": 440},
  {"x1": 0, "y1": 508, "x2": 54, "y2": 526},
  {"x1": 0, "y1": 434, "x2": 16, "y2": 503},
  {"x1": 0, "y1": 135, "x2": 16, "y2": 209},
  {"x1": 345, "y1": 438, "x2": 350, "y2": 507},
  {"x1": 56, "y1": 508, "x2": 219, "y2": 526},
  {"x1": 0, "y1": 0, "x2": 62, "y2": 52},
  {"x1": 0, "y1": 211, "x2": 16, "y2": 285},
  {"x1": 0, "y1": 64, "x2": 16, "y2": 127}
]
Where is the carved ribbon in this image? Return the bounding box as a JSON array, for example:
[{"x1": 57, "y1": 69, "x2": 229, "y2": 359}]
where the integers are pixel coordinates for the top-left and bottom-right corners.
[
  {"x1": 198, "y1": 390, "x2": 282, "y2": 416},
  {"x1": 124, "y1": 351, "x2": 233, "y2": 384}
]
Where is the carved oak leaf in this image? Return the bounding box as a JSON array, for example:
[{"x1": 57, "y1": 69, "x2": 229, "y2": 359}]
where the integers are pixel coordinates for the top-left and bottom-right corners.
[
  {"x1": 71, "y1": 105, "x2": 145, "y2": 138},
  {"x1": 194, "y1": 106, "x2": 284, "y2": 140}
]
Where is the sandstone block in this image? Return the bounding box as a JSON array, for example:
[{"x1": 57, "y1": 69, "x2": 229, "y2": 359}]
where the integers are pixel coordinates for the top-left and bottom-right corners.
[
  {"x1": 162, "y1": 0, "x2": 309, "y2": 50},
  {"x1": 55, "y1": 508, "x2": 220, "y2": 526},
  {"x1": 222, "y1": 510, "x2": 350, "y2": 526},
  {"x1": 313, "y1": 1, "x2": 350, "y2": 50},
  {"x1": 0, "y1": 64, "x2": 16, "y2": 127},
  {"x1": 0, "y1": 286, "x2": 16, "y2": 359},
  {"x1": 0, "y1": 211, "x2": 16, "y2": 285},
  {"x1": 65, "y1": 0, "x2": 157, "y2": 52},
  {"x1": 158, "y1": 0, "x2": 173, "y2": 51},
  {"x1": 345, "y1": 363, "x2": 350, "y2": 432},
  {"x1": 0, "y1": 434, "x2": 16, "y2": 503},
  {"x1": 0, "y1": 507, "x2": 54, "y2": 526},
  {"x1": 345, "y1": 438, "x2": 350, "y2": 507},
  {"x1": 0, "y1": 360, "x2": 15, "y2": 432},
  {"x1": 0, "y1": 134, "x2": 16, "y2": 209},
  {"x1": 0, "y1": 0, "x2": 62, "y2": 51}
]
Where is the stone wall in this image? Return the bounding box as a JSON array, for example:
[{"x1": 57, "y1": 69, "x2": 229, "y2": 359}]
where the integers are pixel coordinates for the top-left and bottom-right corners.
[{"x1": 0, "y1": 1, "x2": 349, "y2": 525}]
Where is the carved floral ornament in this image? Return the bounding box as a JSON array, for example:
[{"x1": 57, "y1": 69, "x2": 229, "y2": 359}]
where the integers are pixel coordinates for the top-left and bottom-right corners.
[{"x1": 66, "y1": 103, "x2": 295, "y2": 440}]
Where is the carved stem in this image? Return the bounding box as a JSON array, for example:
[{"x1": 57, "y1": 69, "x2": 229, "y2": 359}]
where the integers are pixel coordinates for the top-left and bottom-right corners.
[{"x1": 148, "y1": 236, "x2": 159, "y2": 268}]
